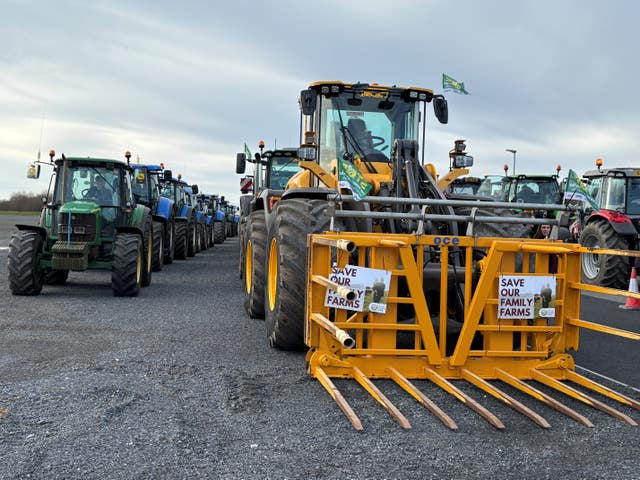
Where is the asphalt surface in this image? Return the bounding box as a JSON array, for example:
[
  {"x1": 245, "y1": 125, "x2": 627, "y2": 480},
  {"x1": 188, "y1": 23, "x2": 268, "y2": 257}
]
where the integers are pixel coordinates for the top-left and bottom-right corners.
[{"x1": 0, "y1": 214, "x2": 639, "y2": 479}]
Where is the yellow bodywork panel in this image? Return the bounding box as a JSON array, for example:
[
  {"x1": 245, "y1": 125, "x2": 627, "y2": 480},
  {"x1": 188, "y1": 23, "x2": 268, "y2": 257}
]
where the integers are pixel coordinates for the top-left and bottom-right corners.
[{"x1": 305, "y1": 232, "x2": 640, "y2": 429}]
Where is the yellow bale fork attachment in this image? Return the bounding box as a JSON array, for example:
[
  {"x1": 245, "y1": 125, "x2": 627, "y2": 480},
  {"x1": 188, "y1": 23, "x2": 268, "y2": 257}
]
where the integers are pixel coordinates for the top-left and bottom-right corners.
[{"x1": 305, "y1": 232, "x2": 640, "y2": 430}]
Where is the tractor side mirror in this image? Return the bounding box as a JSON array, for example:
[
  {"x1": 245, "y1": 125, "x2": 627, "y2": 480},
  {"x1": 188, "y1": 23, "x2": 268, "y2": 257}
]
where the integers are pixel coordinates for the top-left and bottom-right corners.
[
  {"x1": 164, "y1": 169, "x2": 173, "y2": 181},
  {"x1": 434, "y1": 97, "x2": 448, "y2": 124},
  {"x1": 27, "y1": 163, "x2": 41, "y2": 179},
  {"x1": 300, "y1": 89, "x2": 317, "y2": 116},
  {"x1": 236, "y1": 153, "x2": 246, "y2": 174},
  {"x1": 191, "y1": 184, "x2": 199, "y2": 194}
]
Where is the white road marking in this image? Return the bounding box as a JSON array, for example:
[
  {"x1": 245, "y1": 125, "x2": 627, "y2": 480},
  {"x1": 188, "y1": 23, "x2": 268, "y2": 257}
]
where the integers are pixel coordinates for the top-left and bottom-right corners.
[{"x1": 576, "y1": 365, "x2": 640, "y2": 393}]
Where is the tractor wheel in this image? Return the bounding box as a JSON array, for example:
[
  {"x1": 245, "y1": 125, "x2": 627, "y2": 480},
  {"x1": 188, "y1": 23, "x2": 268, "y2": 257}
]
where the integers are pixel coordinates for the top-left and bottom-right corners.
[
  {"x1": 238, "y1": 220, "x2": 246, "y2": 279},
  {"x1": 207, "y1": 224, "x2": 214, "y2": 249},
  {"x1": 580, "y1": 220, "x2": 630, "y2": 289},
  {"x1": 200, "y1": 223, "x2": 208, "y2": 251},
  {"x1": 152, "y1": 221, "x2": 164, "y2": 272},
  {"x1": 8, "y1": 230, "x2": 44, "y2": 295},
  {"x1": 164, "y1": 221, "x2": 175, "y2": 264},
  {"x1": 44, "y1": 269, "x2": 69, "y2": 285},
  {"x1": 187, "y1": 222, "x2": 196, "y2": 257},
  {"x1": 265, "y1": 199, "x2": 334, "y2": 350},
  {"x1": 454, "y1": 206, "x2": 531, "y2": 238},
  {"x1": 174, "y1": 222, "x2": 188, "y2": 260},
  {"x1": 141, "y1": 217, "x2": 153, "y2": 287},
  {"x1": 112, "y1": 233, "x2": 142, "y2": 297},
  {"x1": 243, "y1": 211, "x2": 267, "y2": 318},
  {"x1": 214, "y1": 222, "x2": 225, "y2": 244},
  {"x1": 195, "y1": 223, "x2": 202, "y2": 253}
]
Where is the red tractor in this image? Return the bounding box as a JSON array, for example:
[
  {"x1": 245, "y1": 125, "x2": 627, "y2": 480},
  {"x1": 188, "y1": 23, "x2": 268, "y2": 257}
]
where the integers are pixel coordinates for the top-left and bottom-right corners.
[{"x1": 578, "y1": 159, "x2": 640, "y2": 288}]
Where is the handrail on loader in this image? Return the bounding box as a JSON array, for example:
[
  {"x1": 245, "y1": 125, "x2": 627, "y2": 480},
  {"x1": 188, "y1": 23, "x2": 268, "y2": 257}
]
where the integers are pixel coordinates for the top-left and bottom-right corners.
[{"x1": 305, "y1": 231, "x2": 640, "y2": 430}]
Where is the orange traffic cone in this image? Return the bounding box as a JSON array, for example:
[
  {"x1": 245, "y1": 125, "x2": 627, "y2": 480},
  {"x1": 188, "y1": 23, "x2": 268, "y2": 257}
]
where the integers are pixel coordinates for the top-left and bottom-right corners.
[{"x1": 619, "y1": 267, "x2": 640, "y2": 310}]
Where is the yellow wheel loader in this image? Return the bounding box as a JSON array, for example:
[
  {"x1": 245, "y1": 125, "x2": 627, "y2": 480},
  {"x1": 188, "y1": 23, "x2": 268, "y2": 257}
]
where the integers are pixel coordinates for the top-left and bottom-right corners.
[{"x1": 245, "y1": 81, "x2": 639, "y2": 429}]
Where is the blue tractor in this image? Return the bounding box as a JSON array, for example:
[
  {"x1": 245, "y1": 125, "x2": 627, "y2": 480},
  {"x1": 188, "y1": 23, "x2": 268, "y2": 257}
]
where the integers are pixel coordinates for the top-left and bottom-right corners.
[
  {"x1": 131, "y1": 164, "x2": 176, "y2": 268},
  {"x1": 160, "y1": 177, "x2": 196, "y2": 259}
]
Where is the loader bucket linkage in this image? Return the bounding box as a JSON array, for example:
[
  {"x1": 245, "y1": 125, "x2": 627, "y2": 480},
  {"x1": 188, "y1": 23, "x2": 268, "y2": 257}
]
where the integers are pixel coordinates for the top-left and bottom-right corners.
[{"x1": 305, "y1": 232, "x2": 640, "y2": 430}]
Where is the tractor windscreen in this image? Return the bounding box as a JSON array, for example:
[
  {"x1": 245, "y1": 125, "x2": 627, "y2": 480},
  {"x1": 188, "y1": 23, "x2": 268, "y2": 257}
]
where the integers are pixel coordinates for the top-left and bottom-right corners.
[
  {"x1": 54, "y1": 165, "x2": 120, "y2": 207},
  {"x1": 268, "y1": 156, "x2": 300, "y2": 189},
  {"x1": 624, "y1": 177, "x2": 640, "y2": 215},
  {"x1": 317, "y1": 90, "x2": 420, "y2": 171}
]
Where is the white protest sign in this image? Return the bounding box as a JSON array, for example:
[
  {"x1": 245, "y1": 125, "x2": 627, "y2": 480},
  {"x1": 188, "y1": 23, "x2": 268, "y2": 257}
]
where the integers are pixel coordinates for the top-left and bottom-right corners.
[
  {"x1": 498, "y1": 275, "x2": 556, "y2": 319},
  {"x1": 324, "y1": 264, "x2": 391, "y2": 313}
]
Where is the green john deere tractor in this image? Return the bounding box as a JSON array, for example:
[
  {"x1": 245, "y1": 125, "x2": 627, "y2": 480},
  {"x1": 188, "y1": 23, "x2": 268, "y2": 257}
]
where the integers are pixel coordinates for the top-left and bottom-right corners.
[{"x1": 9, "y1": 151, "x2": 154, "y2": 296}]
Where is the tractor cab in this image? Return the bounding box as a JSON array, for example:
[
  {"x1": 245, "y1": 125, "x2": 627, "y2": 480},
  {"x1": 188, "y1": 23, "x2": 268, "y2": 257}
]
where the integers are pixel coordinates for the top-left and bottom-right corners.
[
  {"x1": 50, "y1": 156, "x2": 135, "y2": 239},
  {"x1": 582, "y1": 166, "x2": 640, "y2": 217},
  {"x1": 293, "y1": 81, "x2": 448, "y2": 192}
]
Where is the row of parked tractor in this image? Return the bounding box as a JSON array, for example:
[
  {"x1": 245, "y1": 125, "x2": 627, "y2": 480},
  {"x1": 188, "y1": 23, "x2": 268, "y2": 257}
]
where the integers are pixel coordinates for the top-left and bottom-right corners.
[
  {"x1": 8, "y1": 150, "x2": 238, "y2": 297},
  {"x1": 443, "y1": 152, "x2": 640, "y2": 290}
]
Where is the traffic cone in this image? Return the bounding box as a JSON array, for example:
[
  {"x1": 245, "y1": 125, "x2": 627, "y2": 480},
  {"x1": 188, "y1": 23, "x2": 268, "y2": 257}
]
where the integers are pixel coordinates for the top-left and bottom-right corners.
[{"x1": 619, "y1": 267, "x2": 640, "y2": 310}]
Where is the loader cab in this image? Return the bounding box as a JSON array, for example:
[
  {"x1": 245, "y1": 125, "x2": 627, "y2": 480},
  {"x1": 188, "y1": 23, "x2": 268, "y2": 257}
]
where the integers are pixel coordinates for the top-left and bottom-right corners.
[{"x1": 298, "y1": 81, "x2": 448, "y2": 176}]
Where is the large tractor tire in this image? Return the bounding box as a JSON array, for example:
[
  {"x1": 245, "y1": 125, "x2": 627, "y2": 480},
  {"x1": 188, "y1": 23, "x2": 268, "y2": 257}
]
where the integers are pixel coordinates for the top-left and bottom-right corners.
[
  {"x1": 238, "y1": 220, "x2": 247, "y2": 279},
  {"x1": 112, "y1": 233, "x2": 143, "y2": 297},
  {"x1": 141, "y1": 217, "x2": 153, "y2": 287},
  {"x1": 174, "y1": 222, "x2": 188, "y2": 260},
  {"x1": 207, "y1": 224, "x2": 214, "y2": 248},
  {"x1": 454, "y1": 206, "x2": 531, "y2": 238},
  {"x1": 243, "y1": 211, "x2": 267, "y2": 318},
  {"x1": 44, "y1": 269, "x2": 69, "y2": 285},
  {"x1": 580, "y1": 220, "x2": 630, "y2": 289},
  {"x1": 265, "y1": 199, "x2": 334, "y2": 350},
  {"x1": 163, "y1": 221, "x2": 175, "y2": 264},
  {"x1": 187, "y1": 221, "x2": 197, "y2": 257},
  {"x1": 152, "y1": 221, "x2": 164, "y2": 272},
  {"x1": 199, "y1": 222, "x2": 208, "y2": 251},
  {"x1": 8, "y1": 230, "x2": 44, "y2": 295},
  {"x1": 213, "y1": 222, "x2": 225, "y2": 244}
]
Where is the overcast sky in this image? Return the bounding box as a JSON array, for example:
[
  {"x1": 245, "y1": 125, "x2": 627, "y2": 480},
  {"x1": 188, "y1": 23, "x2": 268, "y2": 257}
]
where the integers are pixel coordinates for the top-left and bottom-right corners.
[{"x1": 2, "y1": 0, "x2": 638, "y2": 204}]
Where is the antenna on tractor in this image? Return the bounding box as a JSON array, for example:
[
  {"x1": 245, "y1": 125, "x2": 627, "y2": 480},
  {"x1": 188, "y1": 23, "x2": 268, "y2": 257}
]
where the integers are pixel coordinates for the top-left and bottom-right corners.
[{"x1": 36, "y1": 108, "x2": 46, "y2": 162}]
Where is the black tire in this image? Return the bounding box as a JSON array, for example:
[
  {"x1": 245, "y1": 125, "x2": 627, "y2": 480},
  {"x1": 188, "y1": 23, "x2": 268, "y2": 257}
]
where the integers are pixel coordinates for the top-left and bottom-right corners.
[
  {"x1": 199, "y1": 222, "x2": 208, "y2": 251},
  {"x1": 207, "y1": 224, "x2": 214, "y2": 249},
  {"x1": 265, "y1": 199, "x2": 333, "y2": 350},
  {"x1": 580, "y1": 220, "x2": 630, "y2": 289},
  {"x1": 187, "y1": 221, "x2": 196, "y2": 257},
  {"x1": 454, "y1": 206, "x2": 530, "y2": 238},
  {"x1": 152, "y1": 221, "x2": 164, "y2": 272},
  {"x1": 8, "y1": 230, "x2": 44, "y2": 295},
  {"x1": 163, "y1": 221, "x2": 175, "y2": 264},
  {"x1": 141, "y1": 217, "x2": 153, "y2": 287},
  {"x1": 214, "y1": 222, "x2": 225, "y2": 244},
  {"x1": 243, "y1": 211, "x2": 267, "y2": 318},
  {"x1": 174, "y1": 222, "x2": 188, "y2": 260},
  {"x1": 44, "y1": 269, "x2": 69, "y2": 285},
  {"x1": 238, "y1": 220, "x2": 246, "y2": 279},
  {"x1": 112, "y1": 233, "x2": 142, "y2": 297}
]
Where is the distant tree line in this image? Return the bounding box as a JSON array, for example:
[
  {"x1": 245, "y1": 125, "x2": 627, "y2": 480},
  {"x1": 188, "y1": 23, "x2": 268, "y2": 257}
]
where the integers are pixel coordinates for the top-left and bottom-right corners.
[{"x1": 0, "y1": 191, "x2": 47, "y2": 212}]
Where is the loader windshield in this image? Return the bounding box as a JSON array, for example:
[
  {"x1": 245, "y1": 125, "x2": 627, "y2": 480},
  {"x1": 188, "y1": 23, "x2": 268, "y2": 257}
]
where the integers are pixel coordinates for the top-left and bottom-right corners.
[
  {"x1": 317, "y1": 90, "x2": 419, "y2": 171},
  {"x1": 268, "y1": 155, "x2": 300, "y2": 189}
]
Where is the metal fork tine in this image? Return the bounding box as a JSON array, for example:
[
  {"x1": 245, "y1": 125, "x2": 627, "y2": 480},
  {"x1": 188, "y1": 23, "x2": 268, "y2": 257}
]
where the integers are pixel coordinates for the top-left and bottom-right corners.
[
  {"x1": 314, "y1": 367, "x2": 363, "y2": 430},
  {"x1": 352, "y1": 366, "x2": 411, "y2": 429}
]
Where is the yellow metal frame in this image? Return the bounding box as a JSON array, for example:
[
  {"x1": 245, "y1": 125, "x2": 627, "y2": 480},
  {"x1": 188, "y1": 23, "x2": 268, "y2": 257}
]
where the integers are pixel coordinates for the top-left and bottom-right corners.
[{"x1": 305, "y1": 232, "x2": 640, "y2": 430}]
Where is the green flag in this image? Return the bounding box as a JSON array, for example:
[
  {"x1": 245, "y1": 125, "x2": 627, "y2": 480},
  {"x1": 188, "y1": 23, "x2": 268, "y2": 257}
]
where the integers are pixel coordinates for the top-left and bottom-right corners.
[
  {"x1": 244, "y1": 142, "x2": 252, "y2": 160},
  {"x1": 338, "y1": 157, "x2": 372, "y2": 201},
  {"x1": 563, "y1": 169, "x2": 598, "y2": 210},
  {"x1": 442, "y1": 73, "x2": 469, "y2": 95}
]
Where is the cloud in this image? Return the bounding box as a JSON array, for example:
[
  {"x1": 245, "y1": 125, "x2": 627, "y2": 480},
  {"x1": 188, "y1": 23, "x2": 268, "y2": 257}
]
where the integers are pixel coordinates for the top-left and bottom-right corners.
[{"x1": 2, "y1": 0, "x2": 640, "y2": 205}]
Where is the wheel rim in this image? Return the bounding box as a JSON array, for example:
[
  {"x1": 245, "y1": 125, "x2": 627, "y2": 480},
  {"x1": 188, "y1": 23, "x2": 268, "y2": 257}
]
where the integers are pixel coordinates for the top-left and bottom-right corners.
[
  {"x1": 267, "y1": 238, "x2": 278, "y2": 311},
  {"x1": 136, "y1": 244, "x2": 142, "y2": 283},
  {"x1": 245, "y1": 240, "x2": 253, "y2": 294},
  {"x1": 581, "y1": 235, "x2": 601, "y2": 279},
  {"x1": 147, "y1": 230, "x2": 152, "y2": 272}
]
